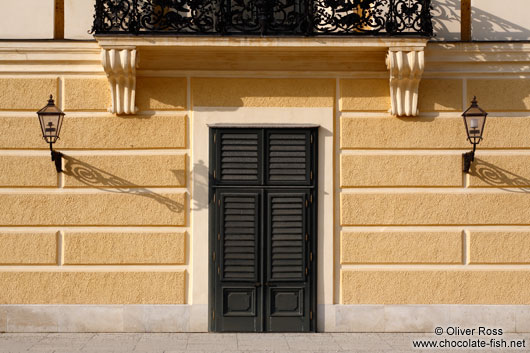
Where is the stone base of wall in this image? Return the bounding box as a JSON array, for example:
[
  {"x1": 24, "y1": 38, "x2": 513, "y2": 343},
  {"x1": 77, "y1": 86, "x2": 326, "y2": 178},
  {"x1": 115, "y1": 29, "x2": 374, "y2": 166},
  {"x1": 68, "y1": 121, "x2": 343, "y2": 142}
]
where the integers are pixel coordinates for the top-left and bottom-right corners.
[
  {"x1": 0, "y1": 305, "x2": 207, "y2": 333},
  {"x1": 318, "y1": 304, "x2": 530, "y2": 333},
  {"x1": 2, "y1": 304, "x2": 529, "y2": 333}
]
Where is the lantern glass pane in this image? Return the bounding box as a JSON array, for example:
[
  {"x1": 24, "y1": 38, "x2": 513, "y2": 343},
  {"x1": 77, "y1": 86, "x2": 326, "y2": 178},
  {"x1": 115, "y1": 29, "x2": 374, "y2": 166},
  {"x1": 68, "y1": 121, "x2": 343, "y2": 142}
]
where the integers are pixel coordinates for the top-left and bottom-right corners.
[
  {"x1": 463, "y1": 113, "x2": 486, "y2": 143},
  {"x1": 37, "y1": 95, "x2": 65, "y2": 145},
  {"x1": 38, "y1": 113, "x2": 62, "y2": 143}
]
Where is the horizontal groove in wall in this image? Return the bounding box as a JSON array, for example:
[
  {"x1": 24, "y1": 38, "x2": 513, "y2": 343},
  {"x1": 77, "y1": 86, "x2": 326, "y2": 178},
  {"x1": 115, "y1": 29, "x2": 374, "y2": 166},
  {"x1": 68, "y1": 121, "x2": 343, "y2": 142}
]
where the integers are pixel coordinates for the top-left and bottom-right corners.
[
  {"x1": 0, "y1": 224, "x2": 190, "y2": 228},
  {"x1": 0, "y1": 266, "x2": 188, "y2": 271},
  {"x1": 340, "y1": 186, "x2": 465, "y2": 189},
  {"x1": 0, "y1": 111, "x2": 188, "y2": 117},
  {"x1": 0, "y1": 148, "x2": 190, "y2": 151},
  {"x1": 0, "y1": 150, "x2": 189, "y2": 156},
  {"x1": 340, "y1": 224, "x2": 530, "y2": 227},
  {"x1": 339, "y1": 112, "x2": 530, "y2": 118},
  {"x1": 340, "y1": 226, "x2": 530, "y2": 231},
  {"x1": 339, "y1": 188, "x2": 530, "y2": 194},
  {"x1": 0, "y1": 70, "x2": 104, "y2": 75},
  {"x1": 423, "y1": 73, "x2": 530, "y2": 78},
  {"x1": 340, "y1": 148, "x2": 530, "y2": 151},
  {"x1": 339, "y1": 149, "x2": 530, "y2": 155},
  {"x1": 0, "y1": 263, "x2": 187, "y2": 267},
  {"x1": 0, "y1": 227, "x2": 190, "y2": 232},
  {"x1": 0, "y1": 188, "x2": 188, "y2": 194},
  {"x1": 340, "y1": 264, "x2": 530, "y2": 270}
]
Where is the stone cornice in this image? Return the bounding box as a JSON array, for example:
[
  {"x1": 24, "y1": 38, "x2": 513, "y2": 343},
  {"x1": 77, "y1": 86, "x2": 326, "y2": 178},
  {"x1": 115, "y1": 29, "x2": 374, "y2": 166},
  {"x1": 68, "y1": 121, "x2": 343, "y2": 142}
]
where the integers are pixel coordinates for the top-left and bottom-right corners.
[
  {"x1": 425, "y1": 42, "x2": 530, "y2": 76},
  {"x1": 0, "y1": 41, "x2": 102, "y2": 74}
]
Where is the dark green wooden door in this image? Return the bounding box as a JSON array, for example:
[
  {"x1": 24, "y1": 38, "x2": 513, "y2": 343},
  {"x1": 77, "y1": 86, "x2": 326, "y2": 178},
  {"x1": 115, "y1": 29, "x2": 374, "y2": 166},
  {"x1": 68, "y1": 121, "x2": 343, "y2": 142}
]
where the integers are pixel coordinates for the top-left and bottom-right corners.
[{"x1": 210, "y1": 127, "x2": 317, "y2": 332}]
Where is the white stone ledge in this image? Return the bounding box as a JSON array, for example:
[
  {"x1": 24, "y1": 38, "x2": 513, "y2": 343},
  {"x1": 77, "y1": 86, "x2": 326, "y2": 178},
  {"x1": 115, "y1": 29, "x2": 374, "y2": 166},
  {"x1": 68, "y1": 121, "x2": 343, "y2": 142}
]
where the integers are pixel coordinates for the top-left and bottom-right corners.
[
  {"x1": 318, "y1": 304, "x2": 530, "y2": 333},
  {"x1": 0, "y1": 304, "x2": 207, "y2": 333},
  {"x1": 95, "y1": 36, "x2": 428, "y2": 49}
]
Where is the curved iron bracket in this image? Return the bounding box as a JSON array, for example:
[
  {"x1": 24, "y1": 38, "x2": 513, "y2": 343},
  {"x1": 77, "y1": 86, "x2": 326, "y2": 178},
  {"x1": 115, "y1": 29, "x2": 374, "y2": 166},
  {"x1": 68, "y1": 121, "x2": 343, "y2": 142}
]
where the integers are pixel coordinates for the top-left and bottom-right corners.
[
  {"x1": 51, "y1": 150, "x2": 63, "y2": 173},
  {"x1": 462, "y1": 149, "x2": 475, "y2": 174}
]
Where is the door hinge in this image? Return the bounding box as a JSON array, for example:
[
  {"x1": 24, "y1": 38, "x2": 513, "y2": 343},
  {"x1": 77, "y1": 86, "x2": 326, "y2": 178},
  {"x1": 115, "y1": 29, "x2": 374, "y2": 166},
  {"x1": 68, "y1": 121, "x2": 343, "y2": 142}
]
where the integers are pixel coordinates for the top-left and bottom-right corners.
[
  {"x1": 217, "y1": 232, "x2": 220, "y2": 241},
  {"x1": 218, "y1": 199, "x2": 220, "y2": 207},
  {"x1": 305, "y1": 233, "x2": 308, "y2": 241},
  {"x1": 310, "y1": 171, "x2": 313, "y2": 180},
  {"x1": 310, "y1": 252, "x2": 313, "y2": 262},
  {"x1": 310, "y1": 134, "x2": 313, "y2": 144},
  {"x1": 305, "y1": 267, "x2": 308, "y2": 276},
  {"x1": 213, "y1": 193, "x2": 216, "y2": 203},
  {"x1": 305, "y1": 199, "x2": 308, "y2": 208},
  {"x1": 213, "y1": 170, "x2": 216, "y2": 179},
  {"x1": 212, "y1": 310, "x2": 215, "y2": 320},
  {"x1": 310, "y1": 311, "x2": 313, "y2": 320},
  {"x1": 310, "y1": 194, "x2": 313, "y2": 203},
  {"x1": 213, "y1": 251, "x2": 216, "y2": 261},
  {"x1": 214, "y1": 133, "x2": 216, "y2": 144},
  {"x1": 217, "y1": 266, "x2": 220, "y2": 275}
]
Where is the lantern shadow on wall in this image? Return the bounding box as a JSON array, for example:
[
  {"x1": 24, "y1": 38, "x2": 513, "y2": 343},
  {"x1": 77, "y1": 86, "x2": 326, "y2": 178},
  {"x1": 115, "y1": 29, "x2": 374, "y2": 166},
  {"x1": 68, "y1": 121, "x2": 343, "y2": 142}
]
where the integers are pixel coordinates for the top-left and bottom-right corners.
[
  {"x1": 62, "y1": 155, "x2": 185, "y2": 212},
  {"x1": 471, "y1": 159, "x2": 530, "y2": 194}
]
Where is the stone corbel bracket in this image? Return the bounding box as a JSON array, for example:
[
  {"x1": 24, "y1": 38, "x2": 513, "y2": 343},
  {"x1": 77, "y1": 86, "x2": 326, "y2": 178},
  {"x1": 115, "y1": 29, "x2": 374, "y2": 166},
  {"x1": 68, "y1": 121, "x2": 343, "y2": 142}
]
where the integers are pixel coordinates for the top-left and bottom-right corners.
[
  {"x1": 387, "y1": 47, "x2": 425, "y2": 117},
  {"x1": 101, "y1": 47, "x2": 138, "y2": 115}
]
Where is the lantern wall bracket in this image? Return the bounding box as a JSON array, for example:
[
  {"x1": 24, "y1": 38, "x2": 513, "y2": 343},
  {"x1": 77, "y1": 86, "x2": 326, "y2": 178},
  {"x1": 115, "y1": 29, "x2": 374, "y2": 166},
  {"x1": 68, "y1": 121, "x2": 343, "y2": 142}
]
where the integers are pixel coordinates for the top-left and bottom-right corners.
[
  {"x1": 101, "y1": 46, "x2": 138, "y2": 115},
  {"x1": 51, "y1": 148, "x2": 63, "y2": 173},
  {"x1": 387, "y1": 47, "x2": 425, "y2": 117},
  {"x1": 462, "y1": 146, "x2": 476, "y2": 174}
]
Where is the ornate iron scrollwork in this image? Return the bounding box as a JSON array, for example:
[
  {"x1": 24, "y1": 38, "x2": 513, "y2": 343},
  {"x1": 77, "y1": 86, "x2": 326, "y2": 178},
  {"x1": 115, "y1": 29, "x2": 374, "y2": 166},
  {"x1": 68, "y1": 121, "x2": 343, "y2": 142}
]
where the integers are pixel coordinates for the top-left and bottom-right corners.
[{"x1": 92, "y1": 0, "x2": 433, "y2": 36}]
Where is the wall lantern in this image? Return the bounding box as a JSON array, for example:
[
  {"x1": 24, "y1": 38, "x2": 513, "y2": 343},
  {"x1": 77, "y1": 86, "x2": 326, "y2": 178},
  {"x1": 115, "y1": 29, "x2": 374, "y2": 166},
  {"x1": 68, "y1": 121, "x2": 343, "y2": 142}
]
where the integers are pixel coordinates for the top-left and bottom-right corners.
[
  {"x1": 462, "y1": 96, "x2": 488, "y2": 173},
  {"x1": 37, "y1": 95, "x2": 64, "y2": 173}
]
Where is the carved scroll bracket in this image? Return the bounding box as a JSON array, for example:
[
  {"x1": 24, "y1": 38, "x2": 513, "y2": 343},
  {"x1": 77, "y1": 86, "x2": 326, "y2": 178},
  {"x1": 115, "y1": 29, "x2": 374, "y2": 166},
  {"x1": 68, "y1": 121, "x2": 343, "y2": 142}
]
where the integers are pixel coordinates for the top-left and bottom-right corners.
[
  {"x1": 101, "y1": 47, "x2": 138, "y2": 115},
  {"x1": 386, "y1": 48, "x2": 425, "y2": 117}
]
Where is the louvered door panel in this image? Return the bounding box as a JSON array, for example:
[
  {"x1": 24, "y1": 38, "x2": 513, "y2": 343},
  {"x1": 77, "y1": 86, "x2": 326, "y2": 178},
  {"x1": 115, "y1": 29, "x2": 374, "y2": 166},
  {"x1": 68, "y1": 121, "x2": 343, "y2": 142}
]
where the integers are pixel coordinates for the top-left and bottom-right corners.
[
  {"x1": 220, "y1": 192, "x2": 260, "y2": 281},
  {"x1": 266, "y1": 190, "x2": 310, "y2": 332},
  {"x1": 267, "y1": 191, "x2": 307, "y2": 282},
  {"x1": 266, "y1": 130, "x2": 312, "y2": 186},
  {"x1": 217, "y1": 130, "x2": 262, "y2": 185},
  {"x1": 215, "y1": 190, "x2": 262, "y2": 332}
]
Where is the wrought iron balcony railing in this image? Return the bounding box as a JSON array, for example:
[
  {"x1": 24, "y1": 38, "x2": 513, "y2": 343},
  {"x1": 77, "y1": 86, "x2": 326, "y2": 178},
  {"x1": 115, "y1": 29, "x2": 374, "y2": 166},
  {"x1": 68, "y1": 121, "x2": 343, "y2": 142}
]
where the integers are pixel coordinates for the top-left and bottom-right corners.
[{"x1": 92, "y1": 0, "x2": 433, "y2": 37}]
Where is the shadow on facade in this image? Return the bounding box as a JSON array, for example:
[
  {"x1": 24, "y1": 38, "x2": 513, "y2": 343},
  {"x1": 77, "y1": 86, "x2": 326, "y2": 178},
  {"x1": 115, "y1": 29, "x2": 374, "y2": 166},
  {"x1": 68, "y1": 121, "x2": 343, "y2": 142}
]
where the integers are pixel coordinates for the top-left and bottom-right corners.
[
  {"x1": 63, "y1": 155, "x2": 184, "y2": 212},
  {"x1": 431, "y1": 0, "x2": 460, "y2": 37},
  {"x1": 191, "y1": 159, "x2": 209, "y2": 211},
  {"x1": 431, "y1": 0, "x2": 530, "y2": 40},
  {"x1": 472, "y1": 7, "x2": 530, "y2": 40},
  {"x1": 471, "y1": 158, "x2": 530, "y2": 193}
]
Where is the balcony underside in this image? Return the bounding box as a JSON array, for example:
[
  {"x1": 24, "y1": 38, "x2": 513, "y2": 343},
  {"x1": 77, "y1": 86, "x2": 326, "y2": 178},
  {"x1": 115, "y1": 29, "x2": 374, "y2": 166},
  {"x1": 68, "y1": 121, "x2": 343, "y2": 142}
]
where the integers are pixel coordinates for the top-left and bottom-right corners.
[{"x1": 95, "y1": 36, "x2": 425, "y2": 73}]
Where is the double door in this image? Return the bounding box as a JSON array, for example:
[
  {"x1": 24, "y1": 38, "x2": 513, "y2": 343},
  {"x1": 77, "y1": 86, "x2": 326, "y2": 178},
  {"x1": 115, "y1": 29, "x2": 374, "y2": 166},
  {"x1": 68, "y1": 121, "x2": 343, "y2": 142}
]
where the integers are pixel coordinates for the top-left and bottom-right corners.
[{"x1": 209, "y1": 127, "x2": 317, "y2": 332}]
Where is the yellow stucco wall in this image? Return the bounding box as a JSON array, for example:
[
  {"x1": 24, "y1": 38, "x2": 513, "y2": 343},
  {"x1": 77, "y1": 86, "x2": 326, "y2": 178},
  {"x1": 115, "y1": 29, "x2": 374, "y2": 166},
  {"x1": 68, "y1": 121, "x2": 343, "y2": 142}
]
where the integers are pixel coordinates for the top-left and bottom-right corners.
[
  {"x1": 0, "y1": 75, "x2": 188, "y2": 304},
  {"x1": 2, "y1": 59, "x2": 530, "y2": 307},
  {"x1": 339, "y1": 76, "x2": 530, "y2": 304}
]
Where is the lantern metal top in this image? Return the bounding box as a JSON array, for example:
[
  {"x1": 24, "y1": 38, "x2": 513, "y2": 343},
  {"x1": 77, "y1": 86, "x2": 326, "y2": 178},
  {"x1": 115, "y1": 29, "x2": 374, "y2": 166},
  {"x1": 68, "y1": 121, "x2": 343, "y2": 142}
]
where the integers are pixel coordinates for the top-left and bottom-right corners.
[
  {"x1": 37, "y1": 95, "x2": 65, "y2": 116},
  {"x1": 462, "y1": 96, "x2": 487, "y2": 118}
]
